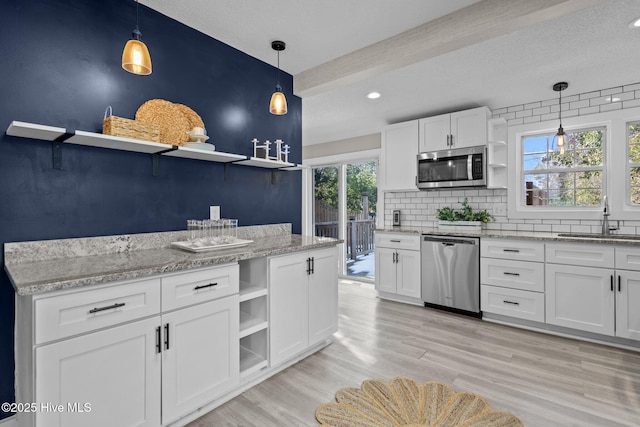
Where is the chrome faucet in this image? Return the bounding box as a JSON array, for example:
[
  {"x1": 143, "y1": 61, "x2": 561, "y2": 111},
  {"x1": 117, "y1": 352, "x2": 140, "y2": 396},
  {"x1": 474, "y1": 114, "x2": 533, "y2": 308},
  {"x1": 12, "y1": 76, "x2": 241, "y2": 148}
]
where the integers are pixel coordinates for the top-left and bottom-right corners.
[{"x1": 601, "y1": 195, "x2": 618, "y2": 235}]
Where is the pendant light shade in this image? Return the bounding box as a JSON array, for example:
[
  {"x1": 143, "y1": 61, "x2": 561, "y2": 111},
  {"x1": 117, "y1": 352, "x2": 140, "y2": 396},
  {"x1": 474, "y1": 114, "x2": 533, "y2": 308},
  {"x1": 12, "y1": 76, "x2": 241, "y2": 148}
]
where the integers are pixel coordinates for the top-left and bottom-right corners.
[
  {"x1": 122, "y1": 0, "x2": 152, "y2": 75},
  {"x1": 269, "y1": 41, "x2": 287, "y2": 115},
  {"x1": 553, "y1": 82, "x2": 568, "y2": 154}
]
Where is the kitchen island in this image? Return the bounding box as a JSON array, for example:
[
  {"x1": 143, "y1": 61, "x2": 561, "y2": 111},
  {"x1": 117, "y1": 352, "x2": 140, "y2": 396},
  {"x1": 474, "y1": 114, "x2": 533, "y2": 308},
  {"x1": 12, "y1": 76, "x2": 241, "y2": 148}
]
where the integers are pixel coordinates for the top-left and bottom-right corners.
[{"x1": 5, "y1": 223, "x2": 341, "y2": 427}]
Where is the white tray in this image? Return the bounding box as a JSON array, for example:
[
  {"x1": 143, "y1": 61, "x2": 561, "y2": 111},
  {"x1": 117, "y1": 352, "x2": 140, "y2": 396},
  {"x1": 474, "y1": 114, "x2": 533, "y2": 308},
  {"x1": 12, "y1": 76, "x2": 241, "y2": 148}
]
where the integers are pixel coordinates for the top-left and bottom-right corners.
[{"x1": 171, "y1": 239, "x2": 253, "y2": 252}]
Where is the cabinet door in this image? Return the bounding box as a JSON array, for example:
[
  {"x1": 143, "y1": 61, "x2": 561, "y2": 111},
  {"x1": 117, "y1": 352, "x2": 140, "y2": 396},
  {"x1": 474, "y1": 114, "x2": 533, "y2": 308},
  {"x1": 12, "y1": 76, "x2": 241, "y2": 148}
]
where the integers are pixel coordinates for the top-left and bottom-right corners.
[
  {"x1": 450, "y1": 107, "x2": 489, "y2": 149},
  {"x1": 375, "y1": 247, "x2": 397, "y2": 293},
  {"x1": 380, "y1": 120, "x2": 419, "y2": 191},
  {"x1": 545, "y1": 264, "x2": 615, "y2": 336},
  {"x1": 308, "y1": 247, "x2": 339, "y2": 346},
  {"x1": 396, "y1": 249, "x2": 421, "y2": 299},
  {"x1": 35, "y1": 317, "x2": 161, "y2": 427},
  {"x1": 161, "y1": 296, "x2": 239, "y2": 425},
  {"x1": 269, "y1": 252, "x2": 309, "y2": 366},
  {"x1": 419, "y1": 114, "x2": 450, "y2": 152},
  {"x1": 616, "y1": 271, "x2": 640, "y2": 340}
]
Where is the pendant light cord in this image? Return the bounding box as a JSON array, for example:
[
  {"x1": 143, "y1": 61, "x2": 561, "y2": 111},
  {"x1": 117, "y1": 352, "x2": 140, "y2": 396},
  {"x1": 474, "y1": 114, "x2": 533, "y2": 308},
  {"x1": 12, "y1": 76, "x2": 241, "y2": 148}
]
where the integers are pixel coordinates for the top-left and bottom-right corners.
[
  {"x1": 558, "y1": 88, "x2": 562, "y2": 127},
  {"x1": 276, "y1": 50, "x2": 281, "y2": 88}
]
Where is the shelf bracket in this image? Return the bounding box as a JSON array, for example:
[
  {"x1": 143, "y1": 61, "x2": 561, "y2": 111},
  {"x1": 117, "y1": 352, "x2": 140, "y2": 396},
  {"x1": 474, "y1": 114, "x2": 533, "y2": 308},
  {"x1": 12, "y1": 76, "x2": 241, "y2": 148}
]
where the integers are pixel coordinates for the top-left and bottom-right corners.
[
  {"x1": 271, "y1": 169, "x2": 278, "y2": 185},
  {"x1": 51, "y1": 130, "x2": 75, "y2": 170},
  {"x1": 225, "y1": 163, "x2": 231, "y2": 181},
  {"x1": 152, "y1": 146, "x2": 179, "y2": 177}
]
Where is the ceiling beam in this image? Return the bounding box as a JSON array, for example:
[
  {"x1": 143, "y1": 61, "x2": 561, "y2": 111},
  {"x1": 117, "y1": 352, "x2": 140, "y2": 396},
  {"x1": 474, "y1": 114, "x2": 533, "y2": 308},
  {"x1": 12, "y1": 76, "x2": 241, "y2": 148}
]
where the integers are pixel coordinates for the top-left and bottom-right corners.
[{"x1": 293, "y1": 0, "x2": 608, "y2": 98}]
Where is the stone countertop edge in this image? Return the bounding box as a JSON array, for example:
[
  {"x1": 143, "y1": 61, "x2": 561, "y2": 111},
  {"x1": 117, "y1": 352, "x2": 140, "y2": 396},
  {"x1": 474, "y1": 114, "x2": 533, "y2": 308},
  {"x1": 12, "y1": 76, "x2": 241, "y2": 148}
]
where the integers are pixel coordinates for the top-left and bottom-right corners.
[
  {"x1": 375, "y1": 227, "x2": 640, "y2": 246},
  {"x1": 6, "y1": 231, "x2": 342, "y2": 296}
]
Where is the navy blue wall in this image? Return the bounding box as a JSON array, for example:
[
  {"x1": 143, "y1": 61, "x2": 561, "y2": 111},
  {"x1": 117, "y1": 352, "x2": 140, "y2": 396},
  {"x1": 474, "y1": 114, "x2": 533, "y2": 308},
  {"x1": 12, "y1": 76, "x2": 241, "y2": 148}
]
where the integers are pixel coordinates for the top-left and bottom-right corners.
[{"x1": 0, "y1": 0, "x2": 301, "y2": 416}]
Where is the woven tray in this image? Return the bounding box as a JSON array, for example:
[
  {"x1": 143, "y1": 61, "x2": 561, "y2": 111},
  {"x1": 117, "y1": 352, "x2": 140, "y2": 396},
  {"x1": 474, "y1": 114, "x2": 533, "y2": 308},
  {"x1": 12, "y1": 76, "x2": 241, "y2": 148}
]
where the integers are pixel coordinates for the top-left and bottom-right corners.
[
  {"x1": 135, "y1": 99, "x2": 191, "y2": 145},
  {"x1": 102, "y1": 107, "x2": 160, "y2": 142}
]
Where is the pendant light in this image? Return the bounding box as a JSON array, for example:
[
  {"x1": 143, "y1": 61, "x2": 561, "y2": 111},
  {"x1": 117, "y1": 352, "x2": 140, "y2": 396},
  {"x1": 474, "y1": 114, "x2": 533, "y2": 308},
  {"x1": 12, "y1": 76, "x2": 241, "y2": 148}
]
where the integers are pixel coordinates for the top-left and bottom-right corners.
[
  {"x1": 553, "y1": 82, "x2": 568, "y2": 154},
  {"x1": 269, "y1": 41, "x2": 288, "y2": 115},
  {"x1": 122, "y1": 0, "x2": 152, "y2": 75}
]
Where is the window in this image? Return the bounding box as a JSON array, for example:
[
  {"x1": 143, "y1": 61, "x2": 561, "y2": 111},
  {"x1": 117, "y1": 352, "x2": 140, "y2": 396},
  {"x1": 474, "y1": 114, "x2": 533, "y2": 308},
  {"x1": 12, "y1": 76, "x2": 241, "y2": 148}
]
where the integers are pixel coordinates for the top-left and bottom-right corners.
[
  {"x1": 521, "y1": 127, "x2": 605, "y2": 207},
  {"x1": 628, "y1": 122, "x2": 640, "y2": 205}
]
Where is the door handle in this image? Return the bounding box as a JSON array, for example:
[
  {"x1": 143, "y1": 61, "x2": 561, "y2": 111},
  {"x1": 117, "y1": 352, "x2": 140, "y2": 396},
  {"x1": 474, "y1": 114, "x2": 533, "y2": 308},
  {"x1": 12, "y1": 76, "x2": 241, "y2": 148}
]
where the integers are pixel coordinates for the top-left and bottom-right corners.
[
  {"x1": 311, "y1": 257, "x2": 315, "y2": 274},
  {"x1": 503, "y1": 249, "x2": 520, "y2": 253},
  {"x1": 610, "y1": 275, "x2": 614, "y2": 292},
  {"x1": 306, "y1": 257, "x2": 311, "y2": 275},
  {"x1": 618, "y1": 275, "x2": 621, "y2": 292},
  {"x1": 503, "y1": 300, "x2": 520, "y2": 306},
  {"x1": 446, "y1": 135, "x2": 450, "y2": 146},
  {"x1": 155, "y1": 326, "x2": 162, "y2": 354},
  {"x1": 503, "y1": 272, "x2": 520, "y2": 277},
  {"x1": 449, "y1": 134, "x2": 454, "y2": 147},
  {"x1": 164, "y1": 323, "x2": 170, "y2": 350}
]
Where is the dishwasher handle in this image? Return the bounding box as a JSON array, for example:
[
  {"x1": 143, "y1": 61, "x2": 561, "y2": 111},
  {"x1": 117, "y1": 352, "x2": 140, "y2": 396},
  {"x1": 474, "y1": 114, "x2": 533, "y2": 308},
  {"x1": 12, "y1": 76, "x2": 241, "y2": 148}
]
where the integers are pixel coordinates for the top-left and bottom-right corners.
[{"x1": 422, "y1": 235, "x2": 478, "y2": 246}]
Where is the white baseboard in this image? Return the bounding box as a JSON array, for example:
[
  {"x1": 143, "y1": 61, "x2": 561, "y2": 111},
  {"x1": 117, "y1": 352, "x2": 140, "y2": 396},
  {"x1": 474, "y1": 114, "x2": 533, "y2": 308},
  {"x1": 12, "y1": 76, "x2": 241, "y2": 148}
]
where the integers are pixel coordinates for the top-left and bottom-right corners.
[{"x1": 0, "y1": 415, "x2": 17, "y2": 427}]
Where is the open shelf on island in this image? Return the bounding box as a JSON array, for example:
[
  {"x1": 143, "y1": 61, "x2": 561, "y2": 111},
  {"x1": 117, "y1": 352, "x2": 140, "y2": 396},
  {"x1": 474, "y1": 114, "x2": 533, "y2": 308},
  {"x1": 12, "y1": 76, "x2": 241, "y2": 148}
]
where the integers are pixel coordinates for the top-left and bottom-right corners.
[
  {"x1": 240, "y1": 344, "x2": 268, "y2": 377},
  {"x1": 239, "y1": 310, "x2": 268, "y2": 338},
  {"x1": 240, "y1": 282, "x2": 268, "y2": 302}
]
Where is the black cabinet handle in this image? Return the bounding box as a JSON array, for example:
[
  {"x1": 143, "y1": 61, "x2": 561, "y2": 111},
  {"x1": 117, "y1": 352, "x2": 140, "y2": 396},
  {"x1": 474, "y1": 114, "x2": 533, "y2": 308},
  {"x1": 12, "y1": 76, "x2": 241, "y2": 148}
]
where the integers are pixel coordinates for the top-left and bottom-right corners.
[
  {"x1": 89, "y1": 302, "x2": 125, "y2": 314},
  {"x1": 390, "y1": 239, "x2": 401, "y2": 243},
  {"x1": 503, "y1": 249, "x2": 520, "y2": 253},
  {"x1": 155, "y1": 326, "x2": 162, "y2": 354},
  {"x1": 194, "y1": 282, "x2": 217, "y2": 291},
  {"x1": 503, "y1": 272, "x2": 520, "y2": 277},
  {"x1": 503, "y1": 300, "x2": 520, "y2": 305},
  {"x1": 311, "y1": 257, "x2": 315, "y2": 274},
  {"x1": 306, "y1": 257, "x2": 311, "y2": 275},
  {"x1": 618, "y1": 275, "x2": 621, "y2": 292},
  {"x1": 164, "y1": 323, "x2": 170, "y2": 350},
  {"x1": 610, "y1": 275, "x2": 614, "y2": 292}
]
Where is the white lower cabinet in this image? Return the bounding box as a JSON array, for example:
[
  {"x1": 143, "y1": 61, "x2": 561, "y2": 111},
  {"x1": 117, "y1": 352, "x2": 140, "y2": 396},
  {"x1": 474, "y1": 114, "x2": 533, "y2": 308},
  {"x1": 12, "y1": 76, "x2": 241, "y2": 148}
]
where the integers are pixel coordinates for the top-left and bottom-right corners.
[
  {"x1": 375, "y1": 233, "x2": 421, "y2": 300},
  {"x1": 269, "y1": 246, "x2": 338, "y2": 367},
  {"x1": 18, "y1": 264, "x2": 240, "y2": 427},
  {"x1": 161, "y1": 296, "x2": 239, "y2": 425},
  {"x1": 545, "y1": 264, "x2": 615, "y2": 335},
  {"x1": 545, "y1": 243, "x2": 640, "y2": 340},
  {"x1": 35, "y1": 317, "x2": 161, "y2": 427}
]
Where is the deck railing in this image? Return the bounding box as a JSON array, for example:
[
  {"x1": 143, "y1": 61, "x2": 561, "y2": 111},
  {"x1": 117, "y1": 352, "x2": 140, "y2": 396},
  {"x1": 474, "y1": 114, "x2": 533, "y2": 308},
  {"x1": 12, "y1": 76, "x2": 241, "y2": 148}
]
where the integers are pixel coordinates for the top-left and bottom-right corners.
[{"x1": 315, "y1": 219, "x2": 375, "y2": 259}]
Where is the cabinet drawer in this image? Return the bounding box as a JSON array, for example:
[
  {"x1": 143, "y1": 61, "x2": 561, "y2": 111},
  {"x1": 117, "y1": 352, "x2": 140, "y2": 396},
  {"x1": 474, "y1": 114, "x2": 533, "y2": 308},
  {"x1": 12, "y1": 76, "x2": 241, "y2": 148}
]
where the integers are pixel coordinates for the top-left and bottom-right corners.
[
  {"x1": 481, "y1": 285, "x2": 544, "y2": 322},
  {"x1": 481, "y1": 238, "x2": 544, "y2": 262},
  {"x1": 34, "y1": 278, "x2": 161, "y2": 344},
  {"x1": 480, "y1": 258, "x2": 544, "y2": 292},
  {"x1": 375, "y1": 232, "x2": 420, "y2": 250},
  {"x1": 546, "y1": 243, "x2": 614, "y2": 268},
  {"x1": 162, "y1": 264, "x2": 239, "y2": 312},
  {"x1": 616, "y1": 246, "x2": 640, "y2": 271}
]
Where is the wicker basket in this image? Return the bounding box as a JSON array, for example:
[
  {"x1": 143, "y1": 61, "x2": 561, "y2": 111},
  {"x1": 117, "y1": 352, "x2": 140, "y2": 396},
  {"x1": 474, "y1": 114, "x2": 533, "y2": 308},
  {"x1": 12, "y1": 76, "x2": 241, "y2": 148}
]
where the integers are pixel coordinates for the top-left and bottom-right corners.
[{"x1": 103, "y1": 106, "x2": 161, "y2": 142}]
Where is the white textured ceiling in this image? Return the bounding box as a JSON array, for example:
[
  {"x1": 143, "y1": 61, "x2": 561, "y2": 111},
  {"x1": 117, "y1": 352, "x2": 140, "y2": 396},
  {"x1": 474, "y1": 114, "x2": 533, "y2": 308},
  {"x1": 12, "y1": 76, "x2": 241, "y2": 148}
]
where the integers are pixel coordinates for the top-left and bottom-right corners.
[{"x1": 141, "y1": 0, "x2": 640, "y2": 146}]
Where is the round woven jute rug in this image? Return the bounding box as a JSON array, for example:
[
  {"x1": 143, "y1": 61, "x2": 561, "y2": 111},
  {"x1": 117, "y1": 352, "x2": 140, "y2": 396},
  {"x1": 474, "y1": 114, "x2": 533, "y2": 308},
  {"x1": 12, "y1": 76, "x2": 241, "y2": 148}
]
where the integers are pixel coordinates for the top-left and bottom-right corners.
[{"x1": 316, "y1": 377, "x2": 524, "y2": 427}]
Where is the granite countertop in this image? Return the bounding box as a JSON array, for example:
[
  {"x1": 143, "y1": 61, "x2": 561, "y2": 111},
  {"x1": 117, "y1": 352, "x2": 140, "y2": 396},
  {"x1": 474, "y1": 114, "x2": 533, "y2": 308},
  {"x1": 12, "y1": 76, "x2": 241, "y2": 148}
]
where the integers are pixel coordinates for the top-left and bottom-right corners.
[
  {"x1": 376, "y1": 226, "x2": 640, "y2": 246},
  {"x1": 5, "y1": 224, "x2": 341, "y2": 296}
]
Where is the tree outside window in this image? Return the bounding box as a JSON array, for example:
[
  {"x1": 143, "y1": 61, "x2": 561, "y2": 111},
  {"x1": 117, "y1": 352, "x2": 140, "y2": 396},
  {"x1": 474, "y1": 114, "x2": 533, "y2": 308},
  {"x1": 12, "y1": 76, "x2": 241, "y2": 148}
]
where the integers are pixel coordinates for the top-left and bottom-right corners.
[
  {"x1": 628, "y1": 122, "x2": 640, "y2": 205},
  {"x1": 522, "y1": 127, "x2": 604, "y2": 207}
]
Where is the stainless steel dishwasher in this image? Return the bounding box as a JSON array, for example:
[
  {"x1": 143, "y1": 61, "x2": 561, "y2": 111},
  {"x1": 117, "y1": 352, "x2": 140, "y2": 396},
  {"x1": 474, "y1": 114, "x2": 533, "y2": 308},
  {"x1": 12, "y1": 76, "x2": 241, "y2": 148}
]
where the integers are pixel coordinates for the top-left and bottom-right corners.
[{"x1": 421, "y1": 235, "x2": 480, "y2": 315}]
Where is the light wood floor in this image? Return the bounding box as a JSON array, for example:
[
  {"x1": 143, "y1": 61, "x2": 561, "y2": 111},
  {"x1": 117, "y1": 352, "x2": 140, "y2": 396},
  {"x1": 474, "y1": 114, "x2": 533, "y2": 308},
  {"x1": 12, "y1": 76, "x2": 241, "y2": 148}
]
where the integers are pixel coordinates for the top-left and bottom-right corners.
[{"x1": 188, "y1": 280, "x2": 640, "y2": 427}]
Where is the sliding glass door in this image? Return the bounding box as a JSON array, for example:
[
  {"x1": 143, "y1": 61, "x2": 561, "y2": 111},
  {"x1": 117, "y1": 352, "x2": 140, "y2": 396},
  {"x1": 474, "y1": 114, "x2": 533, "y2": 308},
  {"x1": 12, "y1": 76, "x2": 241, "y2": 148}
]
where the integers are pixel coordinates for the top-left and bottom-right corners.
[{"x1": 312, "y1": 161, "x2": 377, "y2": 281}]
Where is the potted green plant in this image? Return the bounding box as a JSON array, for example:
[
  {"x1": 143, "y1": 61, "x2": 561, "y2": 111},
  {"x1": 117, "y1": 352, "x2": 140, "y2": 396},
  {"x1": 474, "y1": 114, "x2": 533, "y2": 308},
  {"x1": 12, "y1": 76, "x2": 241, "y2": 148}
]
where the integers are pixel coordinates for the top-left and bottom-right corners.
[{"x1": 436, "y1": 198, "x2": 493, "y2": 230}]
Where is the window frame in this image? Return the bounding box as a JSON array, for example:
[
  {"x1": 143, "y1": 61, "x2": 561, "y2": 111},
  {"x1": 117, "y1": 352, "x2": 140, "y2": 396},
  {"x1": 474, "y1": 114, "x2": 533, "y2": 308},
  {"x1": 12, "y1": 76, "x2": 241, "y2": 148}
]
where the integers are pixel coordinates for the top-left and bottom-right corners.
[{"x1": 520, "y1": 127, "x2": 606, "y2": 209}]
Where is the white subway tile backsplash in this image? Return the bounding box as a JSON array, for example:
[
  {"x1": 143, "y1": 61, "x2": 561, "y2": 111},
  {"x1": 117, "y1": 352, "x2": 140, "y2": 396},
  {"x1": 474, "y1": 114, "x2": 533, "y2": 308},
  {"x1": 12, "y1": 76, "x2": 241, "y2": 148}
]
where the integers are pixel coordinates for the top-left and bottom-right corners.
[
  {"x1": 623, "y1": 99, "x2": 640, "y2": 109},
  {"x1": 493, "y1": 107, "x2": 508, "y2": 115},
  {"x1": 601, "y1": 86, "x2": 622, "y2": 96},
  {"x1": 564, "y1": 95, "x2": 580, "y2": 103},
  {"x1": 601, "y1": 102, "x2": 622, "y2": 112},
  {"x1": 590, "y1": 96, "x2": 610, "y2": 106},
  {"x1": 551, "y1": 225, "x2": 571, "y2": 233},
  {"x1": 516, "y1": 109, "x2": 533, "y2": 118},
  {"x1": 508, "y1": 117, "x2": 524, "y2": 126},
  {"x1": 533, "y1": 224, "x2": 552, "y2": 232},
  {"x1": 570, "y1": 99, "x2": 589, "y2": 109},
  {"x1": 524, "y1": 101, "x2": 542, "y2": 109},
  {"x1": 523, "y1": 116, "x2": 541, "y2": 124},
  {"x1": 508, "y1": 105, "x2": 524, "y2": 112},
  {"x1": 624, "y1": 83, "x2": 640, "y2": 92},
  {"x1": 532, "y1": 106, "x2": 550, "y2": 115},
  {"x1": 580, "y1": 90, "x2": 601, "y2": 99},
  {"x1": 541, "y1": 98, "x2": 557, "y2": 107},
  {"x1": 580, "y1": 106, "x2": 600, "y2": 116}
]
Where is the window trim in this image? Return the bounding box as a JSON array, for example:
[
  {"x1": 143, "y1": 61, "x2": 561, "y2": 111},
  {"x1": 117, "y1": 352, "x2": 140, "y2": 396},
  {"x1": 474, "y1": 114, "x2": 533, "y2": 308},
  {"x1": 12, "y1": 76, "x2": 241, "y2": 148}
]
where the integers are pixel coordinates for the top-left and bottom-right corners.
[
  {"x1": 509, "y1": 107, "x2": 640, "y2": 221},
  {"x1": 508, "y1": 115, "x2": 612, "y2": 220},
  {"x1": 521, "y1": 126, "x2": 606, "y2": 209}
]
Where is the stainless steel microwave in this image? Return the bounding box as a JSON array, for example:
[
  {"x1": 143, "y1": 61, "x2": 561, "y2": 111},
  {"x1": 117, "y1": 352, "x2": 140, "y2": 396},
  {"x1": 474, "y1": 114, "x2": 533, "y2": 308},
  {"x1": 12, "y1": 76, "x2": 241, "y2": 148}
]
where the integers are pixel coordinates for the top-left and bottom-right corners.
[{"x1": 416, "y1": 145, "x2": 486, "y2": 189}]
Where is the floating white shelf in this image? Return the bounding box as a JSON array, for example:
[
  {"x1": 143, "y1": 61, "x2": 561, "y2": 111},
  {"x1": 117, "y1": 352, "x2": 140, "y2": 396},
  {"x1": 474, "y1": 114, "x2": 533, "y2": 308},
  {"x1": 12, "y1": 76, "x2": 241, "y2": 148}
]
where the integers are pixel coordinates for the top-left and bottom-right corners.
[
  {"x1": 6, "y1": 121, "x2": 302, "y2": 173},
  {"x1": 236, "y1": 157, "x2": 295, "y2": 169},
  {"x1": 66, "y1": 130, "x2": 171, "y2": 154},
  {"x1": 6, "y1": 121, "x2": 67, "y2": 141},
  {"x1": 280, "y1": 164, "x2": 306, "y2": 171},
  {"x1": 163, "y1": 146, "x2": 246, "y2": 163}
]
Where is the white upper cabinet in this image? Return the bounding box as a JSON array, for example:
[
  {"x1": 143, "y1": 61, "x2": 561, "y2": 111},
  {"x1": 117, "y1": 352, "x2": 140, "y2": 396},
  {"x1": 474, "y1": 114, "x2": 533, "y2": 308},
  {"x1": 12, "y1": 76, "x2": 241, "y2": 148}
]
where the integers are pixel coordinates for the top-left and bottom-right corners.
[
  {"x1": 419, "y1": 106, "x2": 490, "y2": 152},
  {"x1": 379, "y1": 120, "x2": 419, "y2": 191}
]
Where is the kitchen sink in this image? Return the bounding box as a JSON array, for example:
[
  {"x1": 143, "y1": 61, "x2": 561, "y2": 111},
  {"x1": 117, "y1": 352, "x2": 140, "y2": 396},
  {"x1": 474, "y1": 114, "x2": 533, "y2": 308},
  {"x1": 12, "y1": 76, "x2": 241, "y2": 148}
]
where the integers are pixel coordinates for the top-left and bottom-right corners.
[{"x1": 557, "y1": 233, "x2": 640, "y2": 241}]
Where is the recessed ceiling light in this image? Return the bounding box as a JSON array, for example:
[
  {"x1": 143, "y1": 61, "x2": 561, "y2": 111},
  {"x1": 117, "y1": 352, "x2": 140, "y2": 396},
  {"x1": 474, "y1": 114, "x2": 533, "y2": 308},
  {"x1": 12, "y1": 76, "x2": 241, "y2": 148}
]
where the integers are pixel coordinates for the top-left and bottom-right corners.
[
  {"x1": 606, "y1": 97, "x2": 621, "y2": 102},
  {"x1": 367, "y1": 92, "x2": 381, "y2": 99},
  {"x1": 628, "y1": 17, "x2": 640, "y2": 28}
]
